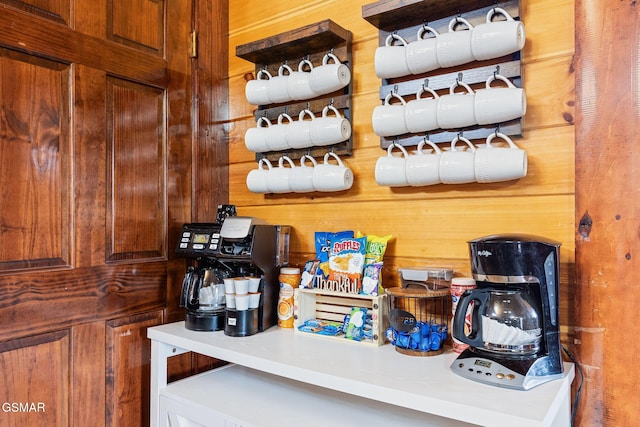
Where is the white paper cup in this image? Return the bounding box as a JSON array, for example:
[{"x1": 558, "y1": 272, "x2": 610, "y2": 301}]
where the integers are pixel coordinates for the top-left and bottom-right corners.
[
  {"x1": 249, "y1": 292, "x2": 261, "y2": 309},
  {"x1": 312, "y1": 152, "x2": 353, "y2": 192},
  {"x1": 267, "y1": 64, "x2": 293, "y2": 104},
  {"x1": 287, "y1": 59, "x2": 316, "y2": 101},
  {"x1": 244, "y1": 116, "x2": 271, "y2": 153},
  {"x1": 404, "y1": 87, "x2": 440, "y2": 134},
  {"x1": 234, "y1": 278, "x2": 249, "y2": 295},
  {"x1": 375, "y1": 143, "x2": 409, "y2": 187},
  {"x1": 223, "y1": 278, "x2": 235, "y2": 294},
  {"x1": 246, "y1": 158, "x2": 272, "y2": 194},
  {"x1": 474, "y1": 74, "x2": 526, "y2": 125},
  {"x1": 439, "y1": 135, "x2": 477, "y2": 184},
  {"x1": 225, "y1": 293, "x2": 236, "y2": 309},
  {"x1": 286, "y1": 109, "x2": 315, "y2": 149},
  {"x1": 471, "y1": 8, "x2": 526, "y2": 61},
  {"x1": 375, "y1": 33, "x2": 410, "y2": 79},
  {"x1": 266, "y1": 155, "x2": 295, "y2": 194},
  {"x1": 474, "y1": 132, "x2": 527, "y2": 183},
  {"x1": 436, "y1": 17, "x2": 474, "y2": 69},
  {"x1": 245, "y1": 69, "x2": 272, "y2": 106},
  {"x1": 436, "y1": 81, "x2": 476, "y2": 130},
  {"x1": 372, "y1": 92, "x2": 408, "y2": 137},
  {"x1": 235, "y1": 294, "x2": 250, "y2": 311},
  {"x1": 288, "y1": 155, "x2": 317, "y2": 193},
  {"x1": 406, "y1": 139, "x2": 443, "y2": 186},
  {"x1": 247, "y1": 277, "x2": 261, "y2": 293},
  {"x1": 309, "y1": 53, "x2": 351, "y2": 96},
  {"x1": 406, "y1": 26, "x2": 440, "y2": 75},
  {"x1": 309, "y1": 105, "x2": 351, "y2": 146}
]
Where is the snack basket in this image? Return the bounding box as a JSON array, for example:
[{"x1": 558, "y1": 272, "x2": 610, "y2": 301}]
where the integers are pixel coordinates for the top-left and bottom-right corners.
[{"x1": 386, "y1": 275, "x2": 451, "y2": 356}]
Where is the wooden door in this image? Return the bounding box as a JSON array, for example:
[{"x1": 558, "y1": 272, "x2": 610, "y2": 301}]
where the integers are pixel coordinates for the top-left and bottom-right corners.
[{"x1": 0, "y1": 0, "x2": 206, "y2": 426}]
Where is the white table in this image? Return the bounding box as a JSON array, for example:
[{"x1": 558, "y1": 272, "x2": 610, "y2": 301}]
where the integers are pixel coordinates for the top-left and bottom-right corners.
[{"x1": 148, "y1": 322, "x2": 574, "y2": 427}]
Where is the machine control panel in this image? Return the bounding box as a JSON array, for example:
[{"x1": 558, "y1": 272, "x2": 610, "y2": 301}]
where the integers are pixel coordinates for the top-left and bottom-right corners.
[{"x1": 175, "y1": 223, "x2": 223, "y2": 258}]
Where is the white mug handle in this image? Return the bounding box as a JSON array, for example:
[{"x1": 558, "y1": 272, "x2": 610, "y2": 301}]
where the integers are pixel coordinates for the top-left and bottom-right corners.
[
  {"x1": 278, "y1": 113, "x2": 293, "y2": 125},
  {"x1": 278, "y1": 64, "x2": 293, "y2": 77},
  {"x1": 485, "y1": 73, "x2": 517, "y2": 89},
  {"x1": 417, "y1": 139, "x2": 442, "y2": 155},
  {"x1": 256, "y1": 116, "x2": 271, "y2": 128},
  {"x1": 278, "y1": 155, "x2": 295, "y2": 168},
  {"x1": 451, "y1": 135, "x2": 477, "y2": 152},
  {"x1": 300, "y1": 154, "x2": 317, "y2": 167},
  {"x1": 384, "y1": 91, "x2": 407, "y2": 105},
  {"x1": 256, "y1": 69, "x2": 272, "y2": 80},
  {"x1": 298, "y1": 109, "x2": 315, "y2": 121},
  {"x1": 322, "y1": 105, "x2": 342, "y2": 118},
  {"x1": 387, "y1": 143, "x2": 409, "y2": 157},
  {"x1": 322, "y1": 53, "x2": 342, "y2": 66},
  {"x1": 487, "y1": 7, "x2": 515, "y2": 23},
  {"x1": 323, "y1": 151, "x2": 344, "y2": 166},
  {"x1": 449, "y1": 80, "x2": 475, "y2": 95},
  {"x1": 258, "y1": 158, "x2": 273, "y2": 170},
  {"x1": 485, "y1": 132, "x2": 519, "y2": 149},
  {"x1": 416, "y1": 86, "x2": 439, "y2": 100},
  {"x1": 448, "y1": 17, "x2": 473, "y2": 32},
  {"x1": 384, "y1": 33, "x2": 408, "y2": 47},
  {"x1": 298, "y1": 59, "x2": 313, "y2": 72},
  {"x1": 417, "y1": 25, "x2": 439, "y2": 40}
]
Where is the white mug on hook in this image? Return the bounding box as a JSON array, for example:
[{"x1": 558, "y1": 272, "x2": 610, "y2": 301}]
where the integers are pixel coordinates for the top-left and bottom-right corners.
[
  {"x1": 375, "y1": 33, "x2": 410, "y2": 79},
  {"x1": 405, "y1": 139, "x2": 443, "y2": 187},
  {"x1": 245, "y1": 69, "x2": 272, "y2": 106},
  {"x1": 474, "y1": 132, "x2": 527, "y2": 183},
  {"x1": 312, "y1": 152, "x2": 353, "y2": 192},
  {"x1": 246, "y1": 158, "x2": 273, "y2": 193},
  {"x1": 439, "y1": 135, "x2": 477, "y2": 184},
  {"x1": 375, "y1": 143, "x2": 409, "y2": 187}
]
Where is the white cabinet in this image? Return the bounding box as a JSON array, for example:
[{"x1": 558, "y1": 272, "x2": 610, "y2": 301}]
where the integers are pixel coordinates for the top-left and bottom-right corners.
[{"x1": 149, "y1": 322, "x2": 574, "y2": 427}]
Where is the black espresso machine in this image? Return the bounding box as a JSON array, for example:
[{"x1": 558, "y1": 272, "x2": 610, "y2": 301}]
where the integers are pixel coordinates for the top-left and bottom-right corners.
[
  {"x1": 451, "y1": 235, "x2": 563, "y2": 390},
  {"x1": 176, "y1": 211, "x2": 290, "y2": 336}
]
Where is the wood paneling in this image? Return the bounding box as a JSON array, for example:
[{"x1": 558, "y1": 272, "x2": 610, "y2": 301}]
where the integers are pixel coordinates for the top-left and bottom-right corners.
[
  {"x1": 0, "y1": 0, "x2": 71, "y2": 25},
  {"x1": 0, "y1": 49, "x2": 71, "y2": 272},
  {"x1": 106, "y1": 78, "x2": 166, "y2": 262},
  {"x1": 0, "y1": 330, "x2": 70, "y2": 427},
  {"x1": 107, "y1": 0, "x2": 164, "y2": 55}
]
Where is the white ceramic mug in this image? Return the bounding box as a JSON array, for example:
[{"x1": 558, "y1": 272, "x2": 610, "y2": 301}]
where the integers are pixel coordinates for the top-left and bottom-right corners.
[
  {"x1": 245, "y1": 69, "x2": 272, "y2": 106},
  {"x1": 404, "y1": 86, "x2": 440, "y2": 133},
  {"x1": 309, "y1": 105, "x2": 351, "y2": 146},
  {"x1": 436, "y1": 17, "x2": 474, "y2": 69},
  {"x1": 405, "y1": 139, "x2": 443, "y2": 186},
  {"x1": 266, "y1": 113, "x2": 293, "y2": 152},
  {"x1": 246, "y1": 158, "x2": 272, "y2": 193},
  {"x1": 474, "y1": 132, "x2": 527, "y2": 183},
  {"x1": 439, "y1": 135, "x2": 477, "y2": 184},
  {"x1": 474, "y1": 74, "x2": 526, "y2": 125},
  {"x1": 312, "y1": 152, "x2": 353, "y2": 192},
  {"x1": 375, "y1": 33, "x2": 410, "y2": 79},
  {"x1": 288, "y1": 155, "x2": 317, "y2": 193},
  {"x1": 471, "y1": 8, "x2": 526, "y2": 61},
  {"x1": 372, "y1": 92, "x2": 408, "y2": 137},
  {"x1": 309, "y1": 53, "x2": 351, "y2": 96},
  {"x1": 436, "y1": 81, "x2": 476, "y2": 130},
  {"x1": 375, "y1": 143, "x2": 409, "y2": 187},
  {"x1": 286, "y1": 109, "x2": 315, "y2": 149},
  {"x1": 267, "y1": 64, "x2": 294, "y2": 104},
  {"x1": 244, "y1": 116, "x2": 272, "y2": 153},
  {"x1": 266, "y1": 155, "x2": 295, "y2": 193},
  {"x1": 406, "y1": 26, "x2": 440, "y2": 75},
  {"x1": 287, "y1": 59, "x2": 316, "y2": 101}
]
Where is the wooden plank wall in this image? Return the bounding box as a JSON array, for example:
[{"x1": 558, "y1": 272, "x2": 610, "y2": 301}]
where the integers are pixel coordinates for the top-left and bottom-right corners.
[{"x1": 227, "y1": 0, "x2": 575, "y2": 290}]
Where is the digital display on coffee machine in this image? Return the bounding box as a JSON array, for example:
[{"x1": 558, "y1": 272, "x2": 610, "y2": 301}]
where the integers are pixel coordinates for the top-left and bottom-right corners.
[
  {"x1": 192, "y1": 233, "x2": 209, "y2": 244},
  {"x1": 474, "y1": 359, "x2": 492, "y2": 369}
]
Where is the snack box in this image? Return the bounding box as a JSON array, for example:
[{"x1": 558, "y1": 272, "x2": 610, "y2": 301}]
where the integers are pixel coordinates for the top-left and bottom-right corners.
[{"x1": 293, "y1": 288, "x2": 388, "y2": 346}]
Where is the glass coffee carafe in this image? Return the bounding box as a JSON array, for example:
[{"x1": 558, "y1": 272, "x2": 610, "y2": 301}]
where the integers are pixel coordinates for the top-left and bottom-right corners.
[{"x1": 453, "y1": 287, "x2": 543, "y2": 355}]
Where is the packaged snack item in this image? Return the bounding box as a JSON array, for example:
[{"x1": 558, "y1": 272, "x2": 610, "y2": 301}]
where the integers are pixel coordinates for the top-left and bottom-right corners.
[
  {"x1": 362, "y1": 262, "x2": 383, "y2": 295},
  {"x1": 315, "y1": 230, "x2": 354, "y2": 263},
  {"x1": 344, "y1": 307, "x2": 366, "y2": 341},
  {"x1": 299, "y1": 260, "x2": 320, "y2": 288},
  {"x1": 320, "y1": 236, "x2": 366, "y2": 294},
  {"x1": 356, "y1": 232, "x2": 392, "y2": 265}
]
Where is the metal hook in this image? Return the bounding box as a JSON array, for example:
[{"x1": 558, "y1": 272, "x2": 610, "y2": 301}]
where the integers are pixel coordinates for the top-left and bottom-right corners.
[
  {"x1": 495, "y1": 124, "x2": 501, "y2": 137},
  {"x1": 329, "y1": 47, "x2": 334, "y2": 55},
  {"x1": 423, "y1": 78, "x2": 430, "y2": 90},
  {"x1": 494, "y1": 65, "x2": 501, "y2": 78},
  {"x1": 329, "y1": 97, "x2": 335, "y2": 106},
  {"x1": 393, "y1": 84, "x2": 399, "y2": 94},
  {"x1": 306, "y1": 102, "x2": 311, "y2": 111}
]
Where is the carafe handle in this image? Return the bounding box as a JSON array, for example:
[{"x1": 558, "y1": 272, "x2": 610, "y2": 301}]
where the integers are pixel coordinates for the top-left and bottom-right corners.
[
  {"x1": 452, "y1": 289, "x2": 490, "y2": 348},
  {"x1": 179, "y1": 267, "x2": 195, "y2": 308}
]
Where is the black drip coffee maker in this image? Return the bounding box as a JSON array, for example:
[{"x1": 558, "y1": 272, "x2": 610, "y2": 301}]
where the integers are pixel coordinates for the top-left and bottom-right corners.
[{"x1": 451, "y1": 234, "x2": 563, "y2": 390}]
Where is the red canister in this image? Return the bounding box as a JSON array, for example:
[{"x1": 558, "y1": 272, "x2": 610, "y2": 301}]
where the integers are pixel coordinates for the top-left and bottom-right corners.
[{"x1": 450, "y1": 277, "x2": 476, "y2": 353}]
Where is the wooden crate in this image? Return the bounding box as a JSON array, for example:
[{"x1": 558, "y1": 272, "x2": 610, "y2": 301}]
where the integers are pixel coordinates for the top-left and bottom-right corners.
[{"x1": 293, "y1": 288, "x2": 388, "y2": 346}]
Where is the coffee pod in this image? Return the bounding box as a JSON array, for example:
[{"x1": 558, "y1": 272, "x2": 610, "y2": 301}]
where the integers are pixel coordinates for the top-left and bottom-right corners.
[
  {"x1": 245, "y1": 69, "x2": 272, "y2": 106},
  {"x1": 287, "y1": 59, "x2": 316, "y2": 101},
  {"x1": 372, "y1": 92, "x2": 408, "y2": 137},
  {"x1": 439, "y1": 135, "x2": 477, "y2": 184},
  {"x1": 267, "y1": 64, "x2": 294, "y2": 104},
  {"x1": 406, "y1": 25, "x2": 440, "y2": 75},
  {"x1": 405, "y1": 139, "x2": 443, "y2": 186},
  {"x1": 436, "y1": 17, "x2": 474, "y2": 69},
  {"x1": 471, "y1": 8, "x2": 525, "y2": 61},
  {"x1": 244, "y1": 116, "x2": 272, "y2": 153},
  {"x1": 266, "y1": 155, "x2": 295, "y2": 194},
  {"x1": 375, "y1": 143, "x2": 409, "y2": 187},
  {"x1": 436, "y1": 81, "x2": 476, "y2": 130},
  {"x1": 312, "y1": 152, "x2": 353, "y2": 192},
  {"x1": 404, "y1": 86, "x2": 440, "y2": 134},
  {"x1": 474, "y1": 132, "x2": 527, "y2": 183},
  {"x1": 309, "y1": 53, "x2": 351, "y2": 96},
  {"x1": 375, "y1": 33, "x2": 410, "y2": 79},
  {"x1": 288, "y1": 155, "x2": 317, "y2": 193},
  {"x1": 309, "y1": 105, "x2": 351, "y2": 146},
  {"x1": 246, "y1": 158, "x2": 272, "y2": 194},
  {"x1": 474, "y1": 74, "x2": 526, "y2": 125},
  {"x1": 235, "y1": 294, "x2": 250, "y2": 311}
]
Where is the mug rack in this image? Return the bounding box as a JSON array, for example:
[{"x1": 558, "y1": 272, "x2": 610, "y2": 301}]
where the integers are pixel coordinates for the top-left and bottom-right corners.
[
  {"x1": 236, "y1": 20, "x2": 353, "y2": 162},
  {"x1": 362, "y1": 0, "x2": 524, "y2": 149}
]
